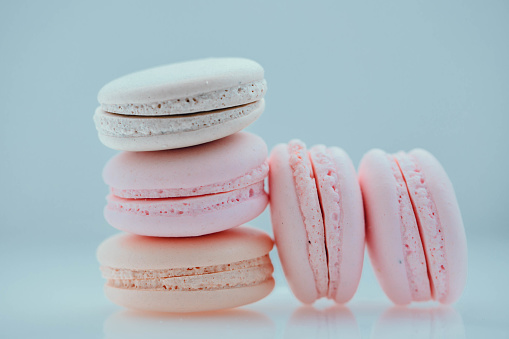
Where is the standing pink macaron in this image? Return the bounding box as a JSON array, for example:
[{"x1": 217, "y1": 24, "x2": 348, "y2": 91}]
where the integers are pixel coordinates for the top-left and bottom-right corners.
[
  {"x1": 97, "y1": 226, "x2": 275, "y2": 313},
  {"x1": 102, "y1": 131, "x2": 268, "y2": 237},
  {"x1": 358, "y1": 149, "x2": 467, "y2": 304},
  {"x1": 269, "y1": 140, "x2": 365, "y2": 304}
]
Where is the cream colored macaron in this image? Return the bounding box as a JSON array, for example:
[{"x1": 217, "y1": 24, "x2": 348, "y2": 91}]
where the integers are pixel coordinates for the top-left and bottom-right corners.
[
  {"x1": 97, "y1": 226, "x2": 275, "y2": 313},
  {"x1": 94, "y1": 57, "x2": 267, "y2": 151}
]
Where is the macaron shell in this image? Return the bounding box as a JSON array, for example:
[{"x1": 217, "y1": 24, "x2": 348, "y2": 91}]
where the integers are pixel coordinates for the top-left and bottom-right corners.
[
  {"x1": 104, "y1": 278, "x2": 275, "y2": 313},
  {"x1": 358, "y1": 149, "x2": 416, "y2": 304},
  {"x1": 269, "y1": 144, "x2": 321, "y2": 304},
  {"x1": 409, "y1": 149, "x2": 467, "y2": 304},
  {"x1": 95, "y1": 100, "x2": 265, "y2": 151},
  {"x1": 327, "y1": 147, "x2": 365, "y2": 303},
  {"x1": 98, "y1": 58, "x2": 264, "y2": 105},
  {"x1": 97, "y1": 226, "x2": 274, "y2": 270},
  {"x1": 103, "y1": 131, "x2": 268, "y2": 192},
  {"x1": 104, "y1": 187, "x2": 268, "y2": 237}
]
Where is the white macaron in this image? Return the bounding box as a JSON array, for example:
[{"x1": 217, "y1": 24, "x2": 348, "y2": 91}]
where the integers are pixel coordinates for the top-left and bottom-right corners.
[{"x1": 94, "y1": 57, "x2": 267, "y2": 151}]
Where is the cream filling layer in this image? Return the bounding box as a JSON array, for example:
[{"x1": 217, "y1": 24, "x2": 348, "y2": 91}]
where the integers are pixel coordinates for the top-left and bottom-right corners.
[
  {"x1": 388, "y1": 155, "x2": 431, "y2": 301},
  {"x1": 395, "y1": 152, "x2": 447, "y2": 302},
  {"x1": 94, "y1": 100, "x2": 263, "y2": 138},
  {"x1": 287, "y1": 141, "x2": 328, "y2": 298},
  {"x1": 111, "y1": 161, "x2": 269, "y2": 199},
  {"x1": 102, "y1": 255, "x2": 273, "y2": 291},
  {"x1": 106, "y1": 181, "x2": 266, "y2": 217},
  {"x1": 101, "y1": 79, "x2": 267, "y2": 116},
  {"x1": 309, "y1": 146, "x2": 343, "y2": 299}
]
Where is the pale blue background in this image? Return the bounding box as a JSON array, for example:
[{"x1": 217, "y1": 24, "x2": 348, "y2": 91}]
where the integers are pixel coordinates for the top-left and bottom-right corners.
[{"x1": 1, "y1": 1, "x2": 508, "y2": 337}]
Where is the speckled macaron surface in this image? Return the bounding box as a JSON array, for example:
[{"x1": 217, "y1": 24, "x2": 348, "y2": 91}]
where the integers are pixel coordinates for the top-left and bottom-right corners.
[{"x1": 94, "y1": 57, "x2": 267, "y2": 151}]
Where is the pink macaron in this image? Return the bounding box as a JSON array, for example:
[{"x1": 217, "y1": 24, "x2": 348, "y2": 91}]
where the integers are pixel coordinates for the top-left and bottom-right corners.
[
  {"x1": 102, "y1": 131, "x2": 269, "y2": 237},
  {"x1": 358, "y1": 149, "x2": 467, "y2": 304},
  {"x1": 97, "y1": 226, "x2": 275, "y2": 313},
  {"x1": 269, "y1": 140, "x2": 365, "y2": 304}
]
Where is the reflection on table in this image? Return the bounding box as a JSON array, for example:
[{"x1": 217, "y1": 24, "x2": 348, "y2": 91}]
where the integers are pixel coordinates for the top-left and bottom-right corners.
[
  {"x1": 371, "y1": 306, "x2": 465, "y2": 338},
  {"x1": 285, "y1": 305, "x2": 361, "y2": 338},
  {"x1": 104, "y1": 308, "x2": 275, "y2": 339}
]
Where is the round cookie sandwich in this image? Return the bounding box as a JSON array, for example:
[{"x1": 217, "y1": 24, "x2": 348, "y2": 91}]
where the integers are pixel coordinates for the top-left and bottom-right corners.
[
  {"x1": 102, "y1": 132, "x2": 269, "y2": 237},
  {"x1": 97, "y1": 226, "x2": 275, "y2": 313},
  {"x1": 358, "y1": 148, "x2": 467, "y2": 304},
  {"x1": 94, "y1": 57, "x2": 267, "y2": 151},
  {"x1": 269, "y1": 140, "x2": 365, "y2": 304}
]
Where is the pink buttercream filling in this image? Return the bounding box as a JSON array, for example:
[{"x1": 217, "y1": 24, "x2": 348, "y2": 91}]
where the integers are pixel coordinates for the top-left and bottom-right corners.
[
  {"x1": 395, "y1": 153, "x2": 448, "y2": 302},
  {"x1": 110, "y1": 161, "x2": 269, "y2": 199},
  {"x1": 309, "y1": 146, "x2": 342, "y2": 299},
  {"x1": 102, "y1": 255, "x2": 273, "y2": 291},
  {"x1": 287, "y1": 140, "x2": 328, "y2": 298},
  {"x1": 388, "y1": 155, "x2": 431, "y2": 301},
  {"x1": 102, "y1": 256, "x2": 271, "y2": 280},
  {"x1": 106, "y1": 182, "x2": 265, "y2": 217}
]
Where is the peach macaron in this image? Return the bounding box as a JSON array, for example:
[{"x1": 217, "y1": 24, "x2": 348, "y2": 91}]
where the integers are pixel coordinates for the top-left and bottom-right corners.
[{"x1": 97, "y1": 226, "x2": 275, "y2": 313}]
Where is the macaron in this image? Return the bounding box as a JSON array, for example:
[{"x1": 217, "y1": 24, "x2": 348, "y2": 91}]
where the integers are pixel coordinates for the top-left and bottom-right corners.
[
  {"x1": 94, "y1": 57, "x2": 267, "y2": 151},
  {"x1": 269, "y1": 140, "x2": 365, "y2": 304},
  {"x1": 97, "y1": 226, "x2": 275, "y2": 313},
  {"x1": 358, "y1": 149, "x2": 467, "y2": 304},
  {"x1": 102, "y1": 131, "x2": 269, "y2": 237}
]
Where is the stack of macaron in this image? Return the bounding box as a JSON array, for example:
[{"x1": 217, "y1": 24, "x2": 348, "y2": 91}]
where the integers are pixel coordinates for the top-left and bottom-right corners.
[
  {"x1": 94, "y1": 58, "x2": 276, "y2": 312},
  {"x1": 94, "y1": 58, "x2": 468, "y2": 312}
]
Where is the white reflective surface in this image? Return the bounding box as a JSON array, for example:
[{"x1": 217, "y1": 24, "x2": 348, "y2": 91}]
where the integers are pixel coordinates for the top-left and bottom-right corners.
[
  {"x1": 100, "y1": 290, "x2": 468, "y2": 339},
  {"x1": 104, "y1": 309, "x2": 276, "y2": 339},
  {"x1": 1, "y1": 231, "x2": 507, "y2": 338}
]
